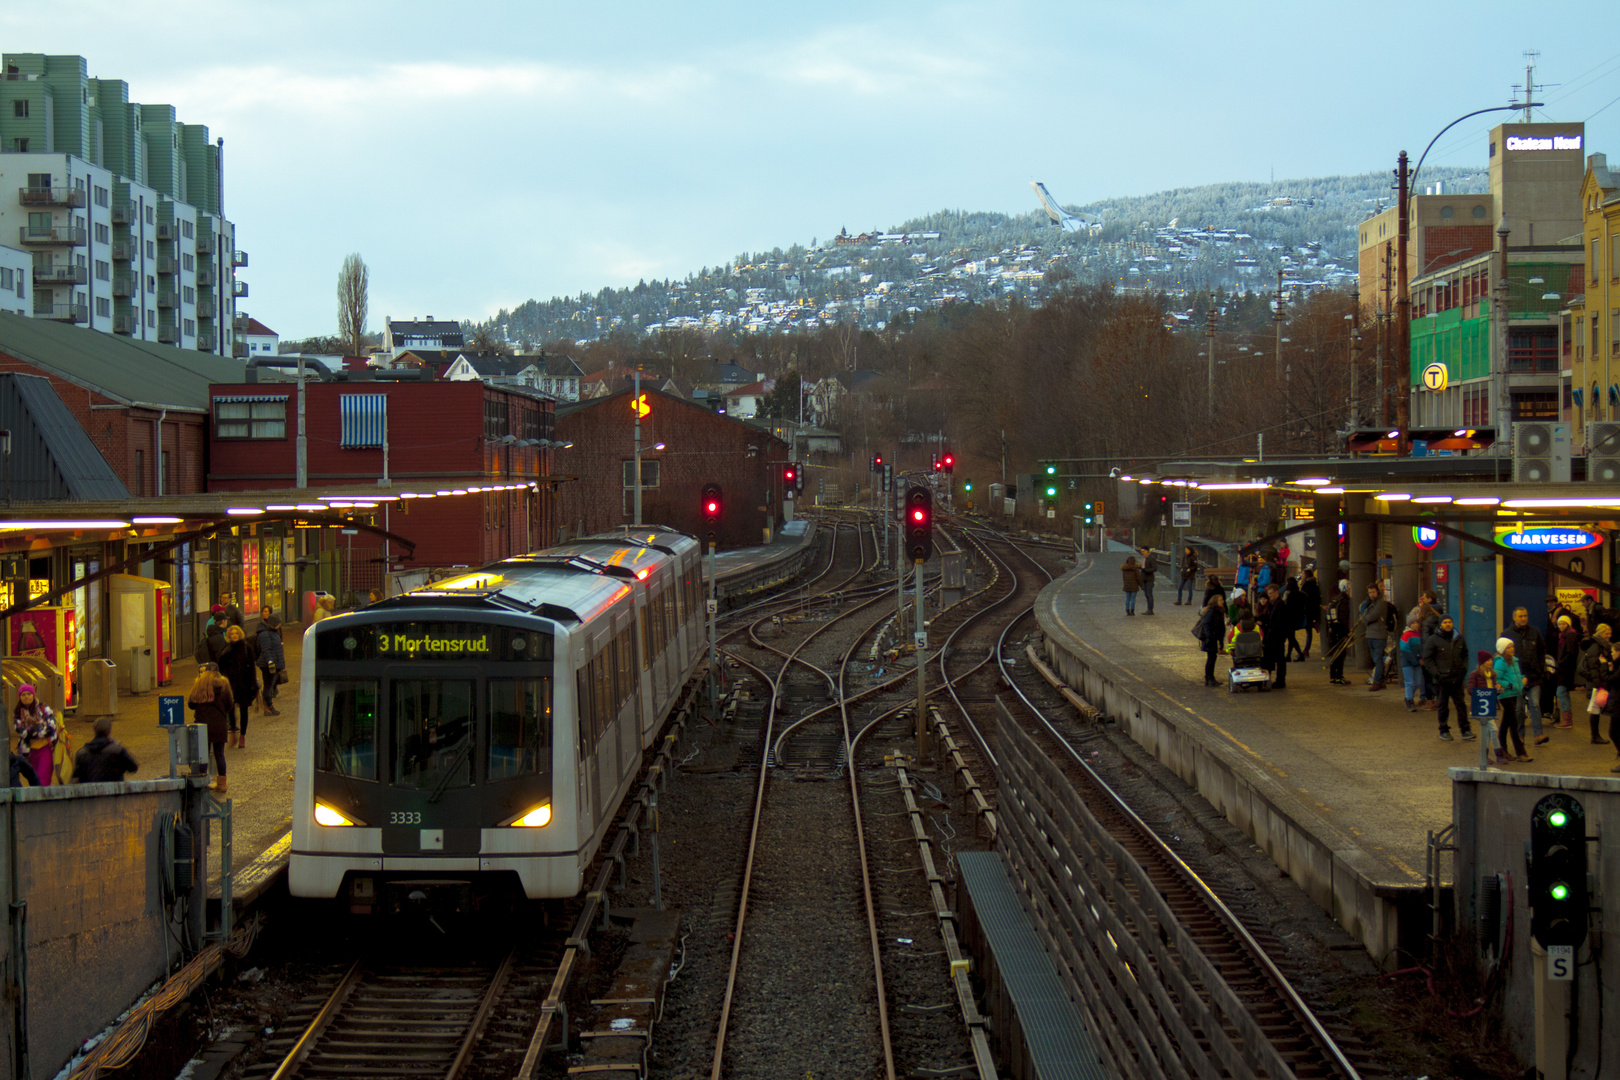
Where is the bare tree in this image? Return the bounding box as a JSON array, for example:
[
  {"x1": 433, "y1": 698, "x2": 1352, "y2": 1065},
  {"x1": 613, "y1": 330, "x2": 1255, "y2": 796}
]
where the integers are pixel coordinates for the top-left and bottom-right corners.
[{"x1": 336, "y1": 253, "x2": 369, "y2": 358}]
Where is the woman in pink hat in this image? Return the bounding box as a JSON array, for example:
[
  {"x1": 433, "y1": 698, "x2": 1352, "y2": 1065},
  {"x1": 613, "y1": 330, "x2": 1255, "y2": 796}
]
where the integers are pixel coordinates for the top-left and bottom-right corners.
[{"x1": 12, "y1": 684, "x2": 57, "y2": 785}]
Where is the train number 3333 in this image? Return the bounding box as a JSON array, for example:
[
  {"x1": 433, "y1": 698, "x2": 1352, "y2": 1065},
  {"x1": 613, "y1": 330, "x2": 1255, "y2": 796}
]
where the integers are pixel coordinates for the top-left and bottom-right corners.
[{"x1": 389, "y1": 811, "x2": 423, "y2": 825}]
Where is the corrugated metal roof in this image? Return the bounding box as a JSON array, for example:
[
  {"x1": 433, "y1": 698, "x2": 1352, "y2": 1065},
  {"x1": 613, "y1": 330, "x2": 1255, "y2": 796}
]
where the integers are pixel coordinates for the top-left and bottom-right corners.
[
  {"x1": 0, "y1": 373, "x2": 130, "y2": 502},
  {"x1": 0, "y1": 311, "x2": 246, "y2": 410}
]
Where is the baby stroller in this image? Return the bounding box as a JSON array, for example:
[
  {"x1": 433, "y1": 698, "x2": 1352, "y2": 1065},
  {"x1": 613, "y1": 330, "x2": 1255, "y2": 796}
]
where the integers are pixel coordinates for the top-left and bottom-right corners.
[{"x1": 1228, "y1": 628, "x2": 1270, "y2": 693}]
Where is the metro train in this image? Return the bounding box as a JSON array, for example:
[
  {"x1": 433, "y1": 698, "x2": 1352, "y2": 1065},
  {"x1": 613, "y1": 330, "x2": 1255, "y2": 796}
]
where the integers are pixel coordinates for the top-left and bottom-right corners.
[{"x1": 289, "y1": 528, "x2": 705, "y2": 913}]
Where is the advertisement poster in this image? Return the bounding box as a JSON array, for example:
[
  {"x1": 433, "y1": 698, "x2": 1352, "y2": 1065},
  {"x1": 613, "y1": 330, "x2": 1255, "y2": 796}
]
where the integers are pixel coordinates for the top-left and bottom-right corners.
[
  {"x1": 243, "y1": 542, "x2": 260, "y2": 615},
  {"x1": 1557, "y1": 587, "x2": 1597, "y2": 611}
]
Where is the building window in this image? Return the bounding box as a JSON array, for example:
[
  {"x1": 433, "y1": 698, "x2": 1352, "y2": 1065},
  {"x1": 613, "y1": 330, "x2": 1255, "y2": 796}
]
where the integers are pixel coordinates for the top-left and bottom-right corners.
[
  {"x1": 12, "y1": 139, "x2": 27, "y2": 153},
  {"x1": 1613, "y1": 235, "x2": 1620, "y2": 282},
  {"x1": 93, "y1": 186, "x2": 109, "y2": 207},
  {"x1": 0, "y1": 269, "x2": 10, "y2": 290},
  {"x1": 339, "y1": 394, "x2": 387, "y2": 447},
  {"x1": 215, "y1": 396, "x2": 288, "y2": 439},
  {"x1": 93, "y1": 222, "x2": 109, "y2": 244},
  {"x1": 182, "y1": 285, "x2": 195, "y2": 303},
  {"x1": 94, "y1": 260, "x2": 109, "y2": 281},
  {"x1": 145, "y1": 206, "x2": 154, "y2": 225},
  {"x1": 146, "y1": 240, "x2": 154, "y2": 258},
  {"x1": 484, "y1": 398, "x2": 509, "y2": 439},
  {"x1": 95, "y1": 297, "x2": 110, "y2": 317},
  {"x1": 183, "y1": 318, "x2": 195, "y2": 335},
  {"x1": 182, "y1": 253, "x2": 193, "y2": 271},
  {"x1": 622, "y1": 459, "x2": 660, "y2": 516},
  {"x1": 12, "y1": 100, "x2": 26, "y2": 118},
  {"x1": 181, "y1": 220, "x2": 194, "y2": 239},
  {"x1": 1511, "y1": 391, "x2": 1559, "y2": 422}
]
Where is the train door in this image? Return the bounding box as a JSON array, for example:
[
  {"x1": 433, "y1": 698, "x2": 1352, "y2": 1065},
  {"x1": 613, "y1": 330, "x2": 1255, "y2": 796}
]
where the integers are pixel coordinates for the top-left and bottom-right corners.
[{"x1": 383, "y1": 667, "x2": 482, "y2": 856}]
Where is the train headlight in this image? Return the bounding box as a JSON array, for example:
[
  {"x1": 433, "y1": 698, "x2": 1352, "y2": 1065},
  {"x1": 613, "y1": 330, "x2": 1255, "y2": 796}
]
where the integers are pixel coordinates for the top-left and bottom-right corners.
[
  {"x1": 508, "y1": 803, "x2": 552, "y2": 828},
  {"x1": 314, "y1": 802, "x2": 358, "y2": 827}
]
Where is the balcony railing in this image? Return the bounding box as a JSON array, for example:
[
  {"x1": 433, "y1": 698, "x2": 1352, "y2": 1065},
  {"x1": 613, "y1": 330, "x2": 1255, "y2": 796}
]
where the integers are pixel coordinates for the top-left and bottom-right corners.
[
  {"x1": 196, "y1": 327, "x2": 217, "y2": 351},
  {"x1": 156, "y1": 223, "x2": 174, "y2": 241},
  {"x1": 231, "y1": 341, "x2": 248, "y2": 359},
  {"x1": 156, "y1": 256, "x2": 177, "y2": 276},
  {"x1": 112, "y1": 273, "x2": 136, "y2": 298},
  {"x1": 19, "y1": 186, "x2": 85, "y2": 208},
  {"x1": 233, "y1": 280, "x2": 249, "y2": 298},
  {"x1": 195, "y1": 232, "x2": 215, "y2": 255},
  {"x1": 196, "y1": 264, "x2": 216, "y2": 288},
  {"x1": 19, "y1": 224, "x2": 86, "y2": 246},
  {"x1": 232, "y1": 250, "x2": 248, "y2": 268},
  {"x1": 111, "y1": 240, "x2": 134, "y2": 261},
  {"x1": 113, "y1": 313, "x2": 138, "y2": 335},
  {"x1": 231, "y1": 313, "x2": 248, "y2": 333},
  {"x1": 32, "y1": 263, "x2": 87, "y2": 285},
  {"x1": 32, "y1": 301, "x2": 88, "y2": 323},
  {"x1": 157, "y1": 289, "x2": 178, "y2": 309},
  {"x1": 157, "y1": 324, "x2": 179, "y2": 344},
  {"x1": 111, "y1": 199, "x2": 132, "y2": 225}
]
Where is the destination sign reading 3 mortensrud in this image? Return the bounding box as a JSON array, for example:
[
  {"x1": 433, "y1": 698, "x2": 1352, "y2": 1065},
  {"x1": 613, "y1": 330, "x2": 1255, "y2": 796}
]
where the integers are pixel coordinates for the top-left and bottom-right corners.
[{"x1": 316, "y1": 622, "x2": 554, "y2": 662}]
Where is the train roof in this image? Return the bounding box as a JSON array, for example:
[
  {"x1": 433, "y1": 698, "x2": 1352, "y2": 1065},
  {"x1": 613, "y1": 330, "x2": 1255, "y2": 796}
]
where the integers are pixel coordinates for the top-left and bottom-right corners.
[
  {"x1": 582, "y1": 527, "x2": 700, "y2": 560},
  {"x1": 368, "y1": 561, "x2": 631, "y2": 626}
]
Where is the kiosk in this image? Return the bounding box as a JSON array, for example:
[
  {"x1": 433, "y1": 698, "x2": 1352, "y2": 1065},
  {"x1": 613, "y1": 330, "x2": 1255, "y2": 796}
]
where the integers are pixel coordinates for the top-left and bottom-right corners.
[{"x1": 110, "y1": 574, "x2": 173, "y2": 692}]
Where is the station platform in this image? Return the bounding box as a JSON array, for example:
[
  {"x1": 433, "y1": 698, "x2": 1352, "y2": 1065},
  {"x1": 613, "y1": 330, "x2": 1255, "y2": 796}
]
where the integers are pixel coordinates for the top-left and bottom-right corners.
[
  {"x1": 709, "y1": 517, "x2": 820, "y2": 605},
  {"x1": 1034, "y1": 555, "x2": 1620, "y2": 960}
]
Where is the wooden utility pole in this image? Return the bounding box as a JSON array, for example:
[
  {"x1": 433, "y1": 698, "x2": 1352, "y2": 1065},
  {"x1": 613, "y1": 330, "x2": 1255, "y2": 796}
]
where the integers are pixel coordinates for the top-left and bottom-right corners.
[
  {"x1": 1205, "y1": 302, "x2": 1218, "y2": 421},
  {"x1": 1395, "y1": 151, "x2": 1412, "y2": 434}
]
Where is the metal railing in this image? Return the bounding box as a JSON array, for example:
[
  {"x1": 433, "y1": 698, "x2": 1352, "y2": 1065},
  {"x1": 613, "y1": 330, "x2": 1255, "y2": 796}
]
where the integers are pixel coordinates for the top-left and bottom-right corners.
[
  {"x1": 232, "y1": 280, "x2": 249, "y2": 298},
  {"x1": 197, "y1": 327, "x2": 217, "y2": 350},
  {"x1": 111, "y1": 240, "x2": 135, "y2": 261},
  {"x1": 32, "y1": 263, "x2": 87, "y2": 285},
  {"x1": 32, "y1": 301, "x2": 89, "y2": 323},
  {"x1": 157, "y1": 289, "x2": 178, "y2": 309},
  {"x1": 232, "y1": 250, "x2": 248, "y2": 268},
  {"x1": 113, "y1": 313, "x2": 138, "y2": 335},
  {"x1": 112, "y1": 274, "x2": 137, "y2": 298},
  {"x1": 19, "y1": 186, "x2": 84, "y2": 208},
  {"x1": 18, "y1": 224, "x2": 86, "y2": 246},
  {"x1": 157, "y1": 324, "x2": 179, "y2": 344}
]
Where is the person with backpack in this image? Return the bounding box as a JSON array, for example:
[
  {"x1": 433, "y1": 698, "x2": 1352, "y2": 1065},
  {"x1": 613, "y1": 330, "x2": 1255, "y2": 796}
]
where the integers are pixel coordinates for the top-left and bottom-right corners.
[
  {"x1": 1421, "y1": 616, "x2": 1474, "y2": 741},
  {"x1": 1196, "y1": 592, "x2": 1227, "y2": 686}
]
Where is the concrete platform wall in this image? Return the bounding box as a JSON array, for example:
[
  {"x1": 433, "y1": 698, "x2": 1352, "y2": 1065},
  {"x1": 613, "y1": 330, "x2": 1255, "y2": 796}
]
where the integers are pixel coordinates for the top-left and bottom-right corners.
[
  {"x1": 0, "y1": 779, "x2": 192, "y2": 1079},
  {"x1": 1035, "y1": 582, "x2": 1413, "y2": 962}
]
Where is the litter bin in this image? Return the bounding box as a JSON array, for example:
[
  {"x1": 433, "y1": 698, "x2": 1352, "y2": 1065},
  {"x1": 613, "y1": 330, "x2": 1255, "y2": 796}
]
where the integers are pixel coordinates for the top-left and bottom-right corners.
[{"x1": 78, "y1": 658, "x2": 118, "y2": 718}]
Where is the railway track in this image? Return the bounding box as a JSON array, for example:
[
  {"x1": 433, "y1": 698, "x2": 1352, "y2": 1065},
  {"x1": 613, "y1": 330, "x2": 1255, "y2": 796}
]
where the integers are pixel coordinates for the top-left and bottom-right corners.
[{"x1": 936, "y1": 525, "x2": 1371, "y2": 1080}]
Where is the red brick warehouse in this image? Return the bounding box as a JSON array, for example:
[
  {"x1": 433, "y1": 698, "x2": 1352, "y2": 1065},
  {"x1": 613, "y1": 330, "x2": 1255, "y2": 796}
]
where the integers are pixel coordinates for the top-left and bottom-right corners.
[
  {"x1": 554, "y1": 387, "x2": 790, "y2": 548},
  {"x1": 207, "y1": 374, "x2": 555, "y2": 568}
]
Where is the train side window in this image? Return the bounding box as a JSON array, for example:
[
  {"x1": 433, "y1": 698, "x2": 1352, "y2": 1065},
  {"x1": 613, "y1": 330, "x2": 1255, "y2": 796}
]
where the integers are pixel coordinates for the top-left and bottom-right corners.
[
  {"x1": 317, "y1": 679, "x2": 379, "y2": 780},
  {"x1": 618, "y1": 628, "x2": 634, "y2": 698},
  {"x1": 392, "y1": 679, "x2": 474, "y2": 791},
  {"x1": 488, "y1": 678, "x2": 551, "y2": 781},
  {"x1": 576, "y1": 669, "x2": 594, "y2": 752},
  {"x1": 639, "y1": 608, "x2": 651, "y2": 670}
]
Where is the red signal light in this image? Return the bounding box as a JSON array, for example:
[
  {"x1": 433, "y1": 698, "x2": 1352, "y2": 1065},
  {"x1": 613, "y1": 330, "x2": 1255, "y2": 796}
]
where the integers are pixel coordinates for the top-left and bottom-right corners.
[
  {"x1": 706, "y1": 501, "x2": 718, "y2": 513},
  {"x1": 912, "y1": 509, "x2": 925, "y2": 521}
]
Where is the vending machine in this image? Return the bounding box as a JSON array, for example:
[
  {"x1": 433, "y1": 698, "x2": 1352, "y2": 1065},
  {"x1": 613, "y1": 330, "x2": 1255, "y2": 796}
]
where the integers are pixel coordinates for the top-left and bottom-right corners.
[
  {"x1": 110, "y1": 574, "x2": 173, "y2": 692},
  {"x1": 10, "y1": 604, "x2": 77, "y2": 709}
]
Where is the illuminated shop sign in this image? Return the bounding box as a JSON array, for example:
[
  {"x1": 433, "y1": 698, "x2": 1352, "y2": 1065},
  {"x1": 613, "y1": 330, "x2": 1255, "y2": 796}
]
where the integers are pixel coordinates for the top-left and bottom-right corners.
[
  {"x1": 1505, "y1": 134, "x2": 1582, "y2": 151},
  {"x1": 1414, "y1": 525, "x2": 1441, "y2": 551},
  {"x1": 1495, "y1": 527, "x2": 1601, "y2": 552}
]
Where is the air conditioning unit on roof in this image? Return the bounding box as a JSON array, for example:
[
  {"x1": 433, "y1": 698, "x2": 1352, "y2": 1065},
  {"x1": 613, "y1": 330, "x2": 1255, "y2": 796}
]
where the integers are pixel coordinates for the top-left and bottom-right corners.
[
  {"x1": 1587, "y1": 422, "x2": 1620, "y2": 483},
  {"x1": 1513, "y1": 421, "x2": 1570, "y2": 483}
]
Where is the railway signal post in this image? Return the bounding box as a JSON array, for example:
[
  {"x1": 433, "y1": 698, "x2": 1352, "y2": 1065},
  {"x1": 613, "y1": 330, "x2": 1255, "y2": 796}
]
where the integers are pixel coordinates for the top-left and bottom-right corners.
[
  {"x1": 906, "y1": 485, "x2": 934, "y2": 763},
  {"x1": 703, "y1": 484, "x2": 723, "y2": 724}
]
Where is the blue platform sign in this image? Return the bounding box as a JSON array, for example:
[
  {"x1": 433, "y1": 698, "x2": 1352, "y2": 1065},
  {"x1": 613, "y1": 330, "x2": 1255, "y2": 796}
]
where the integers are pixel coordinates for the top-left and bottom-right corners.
[
  {"x1": 158, "y1": 695, "x2": 185, "y2": 727},
  {"x1": 1471, "y1": 687, "x2": 1499, "y2": 719}
]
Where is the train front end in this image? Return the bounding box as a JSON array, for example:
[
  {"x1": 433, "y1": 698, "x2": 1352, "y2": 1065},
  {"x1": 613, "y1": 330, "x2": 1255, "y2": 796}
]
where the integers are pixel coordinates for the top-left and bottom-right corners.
[{"x1": 289, "y1": 610, "x2": 577, "y2": 914}]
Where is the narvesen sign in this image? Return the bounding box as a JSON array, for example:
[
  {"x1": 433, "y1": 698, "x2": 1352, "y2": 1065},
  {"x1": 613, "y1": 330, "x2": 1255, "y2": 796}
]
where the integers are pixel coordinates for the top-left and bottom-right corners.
[
  {"x1": 1505, "y1": 134, "x2": 1583, "y2": 152},
  {"x1": 1495, "y1": 527, "x2": 1602, "y2": 552}
]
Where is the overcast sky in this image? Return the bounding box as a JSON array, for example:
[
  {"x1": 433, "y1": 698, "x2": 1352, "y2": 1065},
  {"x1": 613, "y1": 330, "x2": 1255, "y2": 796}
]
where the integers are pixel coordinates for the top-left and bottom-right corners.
[{"x1": 5, "y1": 1, "x2": 1618, "y2": 338}]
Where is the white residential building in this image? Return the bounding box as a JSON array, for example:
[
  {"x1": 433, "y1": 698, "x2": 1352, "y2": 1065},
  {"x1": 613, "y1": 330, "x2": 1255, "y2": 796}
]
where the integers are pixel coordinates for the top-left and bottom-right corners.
[
  {"x1": 0, "y1": 243, "x2": 27, "y2": 316},
  {"x1": 242, "y1": 316, "x2": 278, "y2": 355}
]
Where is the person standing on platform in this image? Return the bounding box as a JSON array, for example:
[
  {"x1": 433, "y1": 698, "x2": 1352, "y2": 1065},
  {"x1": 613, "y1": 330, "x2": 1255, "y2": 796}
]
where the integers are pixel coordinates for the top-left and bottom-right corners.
[
  {"x1": 1326, "y1": 580, "x2": 1351, "y2": 685},
  {"x1": 256, "y1": 615, "x2": 287, "y2": 716},
  {"x1": 1138, "y1": 547, "x2": 1158, "y2": 615},
  {"x1": 1421, "y1": 617, "x2": 1473, "y2": 740},
  {"x1": 1399, "y1": 617, "x2": 1427, "y2": 711},
  {"x1": 1502, "y1": 607, "x2": 1550, "y2": 745},
  {"x1": 1554, "y1": 614, "x2": 1580, "y2": 729},
  {"x1": 217, "y1": 625, "x2": 259, "y2": 750},
  {"x1": 188, "y1": 665, "x2": 234, "y2": 793},
  {"x1": 1201, "y1": 571, "x2": 1225, "y2": 612},
  {"x1": 1300, "y1": 569, "x2": 1321, "y2": 659},
  {"x1": 1197, "y1": 592, "x2": 1227, "y2": 686},
  {"x1": 1282, "y1": 577, "x2": 1306, "y2": 661},
  {"x1": 1580, "y1": 624, "x2": 1616, "y2": 745},
  {"x1": 1234, "y1": 556, "x2": 1253, "y2": 603},
  {"x1": 12, "y1": 685, "x2": 57, "y2": 785},
  {"x1": 1121, "y1": 555, "x2": 1141, "y2": 616},
  {"x1": 1468, "y1": 651, "x2": 1505, "y2": 762},
  {"x1": 1359, "y1": 583, "x2": 1396, "y2": 691},
  {"x1": 1175, "y1": 546, "x2": 1200, "y2": 606},
  {"x1": 219, "y1": 592, "x2": 244, "y2": 629},
  {"x1": 1494, "y1": 638, "x2": 1531, "y2": 763},
  {"x1": 71, "y1": 717, "x2": 138, "y2": 783},
  {"x1": 1262, "y1": 583, "x2": 1290, "y2": 689}
]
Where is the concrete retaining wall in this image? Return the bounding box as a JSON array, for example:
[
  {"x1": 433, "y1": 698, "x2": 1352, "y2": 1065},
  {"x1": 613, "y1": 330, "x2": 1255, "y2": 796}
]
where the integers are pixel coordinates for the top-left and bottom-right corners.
[
  {"x1": 1, "y1": 779, "x2": 192, "y2": 1079},
  {"x1": 1035, "y1": 577, "x2": 1418, "y2": 962}
]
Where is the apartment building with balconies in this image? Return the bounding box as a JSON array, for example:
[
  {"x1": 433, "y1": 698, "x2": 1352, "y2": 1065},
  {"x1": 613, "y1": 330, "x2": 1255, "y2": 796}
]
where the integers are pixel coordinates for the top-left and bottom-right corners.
[
  {"x1": 0, "y1": 243, "x2": 27, "y2": 316},
  {"x1": 0, "y1": 53, "x2": 244, "y2": 356}
]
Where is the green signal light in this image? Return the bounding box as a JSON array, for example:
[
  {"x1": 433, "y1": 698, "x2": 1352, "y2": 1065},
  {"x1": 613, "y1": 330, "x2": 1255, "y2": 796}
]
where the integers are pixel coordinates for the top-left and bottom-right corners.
[
  {"x1": 964, "y1": 481, "x2": 973, "y2": 491},
  {"x1": 1551, "y1": 882, "x2": 1570, "y2": 901},
  {"x1": 1549, "y1": 810, "x2": 1569, "y2": 828},
  {"x1": 1045, "y1": 464, "x2": 1057, "y2": 475},
  {"x1": 1045, "y1": 486, "x2": 1057, "y2": 498}
]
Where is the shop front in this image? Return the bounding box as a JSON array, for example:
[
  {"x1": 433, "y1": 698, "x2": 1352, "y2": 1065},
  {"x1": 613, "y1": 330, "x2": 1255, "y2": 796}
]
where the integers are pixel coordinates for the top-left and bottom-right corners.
[{"x1": 1498, "y1": 524, "x2": 1608, "y2": 626}]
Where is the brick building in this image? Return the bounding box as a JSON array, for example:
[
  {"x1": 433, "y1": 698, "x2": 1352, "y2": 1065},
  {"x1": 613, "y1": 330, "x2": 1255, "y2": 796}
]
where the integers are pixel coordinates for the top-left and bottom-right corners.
[
  {"x1": 206, "y1": 374, "x2": 555, "y2": 569},
  {"x1": 554, "y1": 387, "x2": 790, "y2": 548},
  {"x1": 0, "y1": 309, "x2": 238, "y2": 495}
]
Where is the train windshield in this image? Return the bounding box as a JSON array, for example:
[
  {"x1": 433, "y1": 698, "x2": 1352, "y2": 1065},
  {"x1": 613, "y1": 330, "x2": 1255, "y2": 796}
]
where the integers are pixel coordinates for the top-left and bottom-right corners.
[
  {"x1": 393, "y1": 679, "x2": 475, "y2": 792},
  {"x1": 317, "y1": 680, "x2": 379, "y2": 780}
]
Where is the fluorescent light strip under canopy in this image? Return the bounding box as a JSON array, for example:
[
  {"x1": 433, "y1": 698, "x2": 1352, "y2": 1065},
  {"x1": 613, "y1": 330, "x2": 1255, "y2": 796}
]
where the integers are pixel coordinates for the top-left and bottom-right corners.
[
  {"x1": 1199, "y1": 482, "x2": 1269, "y2": 491},
  {"x1": 1374, "y1": 493, "x2": 1412, "y2": 502},
  {"x1": 1502, "y1": 498, "x2": 1620, "y2": 509},
  {"x1": 0, "y1": 520, "x2": 131, "y2": 530}
]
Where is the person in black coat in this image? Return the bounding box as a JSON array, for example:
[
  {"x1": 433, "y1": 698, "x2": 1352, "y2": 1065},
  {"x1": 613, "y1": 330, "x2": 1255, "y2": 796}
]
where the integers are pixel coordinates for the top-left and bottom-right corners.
[
  {"x1": 1299, "y1": 569, "x2": 1321, "y2": 658},
  {"x1": 215, "y1": 625, "x2": 260, "y2": 749},
  {"x1": 1421, "y1": 617, "x2": 1474, "y2": 740},
  {"x1": 1282, "y1": 578, "x2": 1306, "y2": 661},
  {"x1": 1197, "y1": 593, "x2": 1227, "y2": 686},
  {"x1": 188, "y1": 666, "x2": 235, "y2": 793},
  {"x1": 71, "y1": 717, "x2": 138, "y2": 783},
  {"x1": 1502, "y1": 607, "x2": 1550, "y2": 744},
  {"x1": 1262, "y1": 583, "x2": 1291, "y2": 688}
]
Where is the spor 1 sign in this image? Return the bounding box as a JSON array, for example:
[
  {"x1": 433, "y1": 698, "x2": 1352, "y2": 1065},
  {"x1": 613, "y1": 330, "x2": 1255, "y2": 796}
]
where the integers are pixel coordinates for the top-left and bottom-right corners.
[{"x1": 1495, "y1": 527, "x2": 1602, "y2": 552}]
